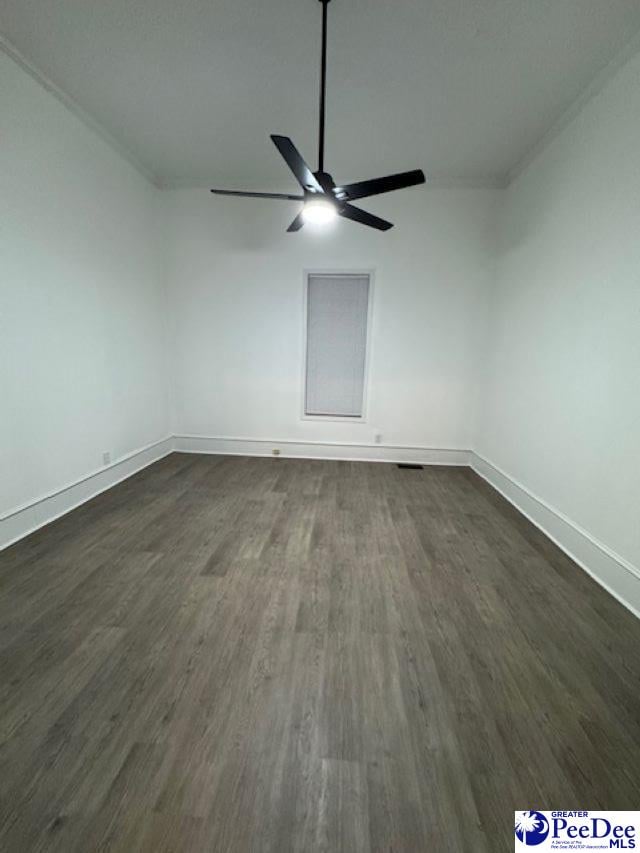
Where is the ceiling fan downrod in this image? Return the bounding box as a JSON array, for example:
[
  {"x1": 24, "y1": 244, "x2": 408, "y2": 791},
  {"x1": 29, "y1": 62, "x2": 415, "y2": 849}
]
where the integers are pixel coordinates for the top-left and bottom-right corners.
[
  {"x1": 318, "y1": 0, "x2": 331, "y2": 175},
  {"x1": 210, "y1": 0, "x2": 426, "y2": 232}
]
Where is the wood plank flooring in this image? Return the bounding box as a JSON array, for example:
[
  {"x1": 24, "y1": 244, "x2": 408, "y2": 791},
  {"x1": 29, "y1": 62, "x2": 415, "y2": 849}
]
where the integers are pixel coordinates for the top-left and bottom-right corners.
[{"x1": 0, "y1": 453, "x2": 639, "y2": 852}]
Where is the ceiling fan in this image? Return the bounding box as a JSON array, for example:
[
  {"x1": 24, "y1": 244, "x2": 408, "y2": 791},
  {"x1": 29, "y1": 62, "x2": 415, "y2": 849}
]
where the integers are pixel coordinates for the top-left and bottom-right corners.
[{"x1": 210, "y1": 0, "x2": 426, "y2": 232}]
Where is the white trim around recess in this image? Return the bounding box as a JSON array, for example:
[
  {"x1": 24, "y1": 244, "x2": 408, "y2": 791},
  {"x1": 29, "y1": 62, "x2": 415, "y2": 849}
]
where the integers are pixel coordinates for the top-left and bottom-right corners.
[
  {"x1": 0, "y1": 436, "x2": 174, "y2": 551},
  {"x1": 300, "y1": 269, "x2": 375, "y2": 424},
  {"x1": 470, "y1": 452, "x2": 640, "y2": 619}
]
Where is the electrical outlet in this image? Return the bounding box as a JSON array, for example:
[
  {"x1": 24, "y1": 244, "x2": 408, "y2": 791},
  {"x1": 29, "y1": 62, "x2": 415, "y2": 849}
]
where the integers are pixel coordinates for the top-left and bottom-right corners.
[
  {"x1": 374, "y1": 432, "x2": 382, "y2": 444},
  {"x1": 272, "y1": 448, "x2": 281, "y2": 457},
  {"x1": 102, "y1": 451, "x2": 111, "y2": 465}
]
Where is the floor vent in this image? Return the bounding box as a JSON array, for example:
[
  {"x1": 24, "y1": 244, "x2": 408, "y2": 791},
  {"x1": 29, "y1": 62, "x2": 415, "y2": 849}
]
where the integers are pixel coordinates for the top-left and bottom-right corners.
[{"x1": 396, "y1": 463, "x2": 424, "y2": 470}]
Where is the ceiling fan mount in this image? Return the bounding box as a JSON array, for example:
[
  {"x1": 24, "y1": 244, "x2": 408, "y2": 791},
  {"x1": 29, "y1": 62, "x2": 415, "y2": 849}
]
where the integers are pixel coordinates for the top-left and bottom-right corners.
[{"x1": 211, "y1": 0, "x2": 426, "y2": 232}]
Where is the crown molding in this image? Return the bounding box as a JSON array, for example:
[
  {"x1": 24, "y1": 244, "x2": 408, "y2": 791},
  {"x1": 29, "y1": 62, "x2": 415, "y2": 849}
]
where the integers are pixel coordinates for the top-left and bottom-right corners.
[
  {"x1": 0, "y1": 31, "x2": 160, "y2": 188},
  {"x1": 506, "y1": 28, "x2": 640, "y2": 185},
  {"x1": 424, "y1": 175, "x2": 507, "y2": 190},
  {"x1": 0, "y1": 27, "x2": 504, "y2": 194},
  {"x1": 4, "y1": 23, "x2": 640, "y2": 196}
]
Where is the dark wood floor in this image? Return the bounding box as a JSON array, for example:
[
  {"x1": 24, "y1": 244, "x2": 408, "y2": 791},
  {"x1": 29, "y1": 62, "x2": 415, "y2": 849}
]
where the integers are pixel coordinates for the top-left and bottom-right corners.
[{"x1": 0, "y1": 454, "x2": 638, "y2": 852}]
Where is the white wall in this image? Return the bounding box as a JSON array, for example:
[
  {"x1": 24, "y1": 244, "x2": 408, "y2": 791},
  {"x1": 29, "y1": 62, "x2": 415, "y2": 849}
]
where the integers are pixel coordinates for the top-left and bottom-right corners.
[
  {"x1": 476, "y1": 48, "x2": 640, "y2": 609},
  {"x1": 0, "y1": 51, "x2": 170, "y2": 524},
  {"x1": 165, "y1": 188, "x2": 498, "y2": 455},
  {"x1": 3, "y1": 31, "x2": 638, "y2": 615}
]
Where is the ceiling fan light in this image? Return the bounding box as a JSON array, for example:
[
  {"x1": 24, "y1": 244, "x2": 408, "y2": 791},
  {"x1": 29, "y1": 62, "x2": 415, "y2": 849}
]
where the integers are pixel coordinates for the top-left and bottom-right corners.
[{"x1": 302, "y1": 198, "x2": 337, "y2": 225}]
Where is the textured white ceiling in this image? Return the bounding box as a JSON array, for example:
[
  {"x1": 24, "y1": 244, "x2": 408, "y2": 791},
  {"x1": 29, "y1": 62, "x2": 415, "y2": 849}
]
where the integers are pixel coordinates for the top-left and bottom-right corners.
[{"x1": 2, "y1": 0, "x2": 640, "y2": 187}]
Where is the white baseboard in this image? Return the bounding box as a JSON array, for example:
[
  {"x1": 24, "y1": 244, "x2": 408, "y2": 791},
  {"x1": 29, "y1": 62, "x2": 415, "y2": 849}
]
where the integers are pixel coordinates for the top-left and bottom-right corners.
[
  {"x1": 173, "y1": 434, "x2": 471, "y2": 466},
  {"x1": 470, "y1": 452, "x2": 640, "y2": 619},
  {"x1": 3, "y1": 436, "x2": 637, "y2": 621},
  {"x1": 0, "y1": 436, "x2": 174, "y2": 551}
]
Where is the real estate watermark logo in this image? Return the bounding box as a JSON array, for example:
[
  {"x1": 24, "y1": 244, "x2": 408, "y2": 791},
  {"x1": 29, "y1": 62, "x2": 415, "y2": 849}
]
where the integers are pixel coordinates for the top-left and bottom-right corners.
[
  {"x1": 515, "y1": 811, "x2": 550, "y2": 846},
  {"x1": 514, "y1": 811, "x2": 639, "y2": 850}
]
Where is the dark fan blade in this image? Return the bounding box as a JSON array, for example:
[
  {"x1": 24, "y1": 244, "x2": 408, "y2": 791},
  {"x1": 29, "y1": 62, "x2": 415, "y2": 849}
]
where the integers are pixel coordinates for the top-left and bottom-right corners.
[
  {"x1": 287, "y1": 211, "x2": 305, "y2": 232},
  {"x1": 336, "y1": 169, "x2": 425, "y2": 202},
  {"x1": 339, "y1": 204, "x2": 393, "y2": 231},
  {"x1": 210, "y1": 189, "x2": 303, "y2": 200},
  {"x1": 271, "y1": 135, "x2": 323, "y2": 193}
]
